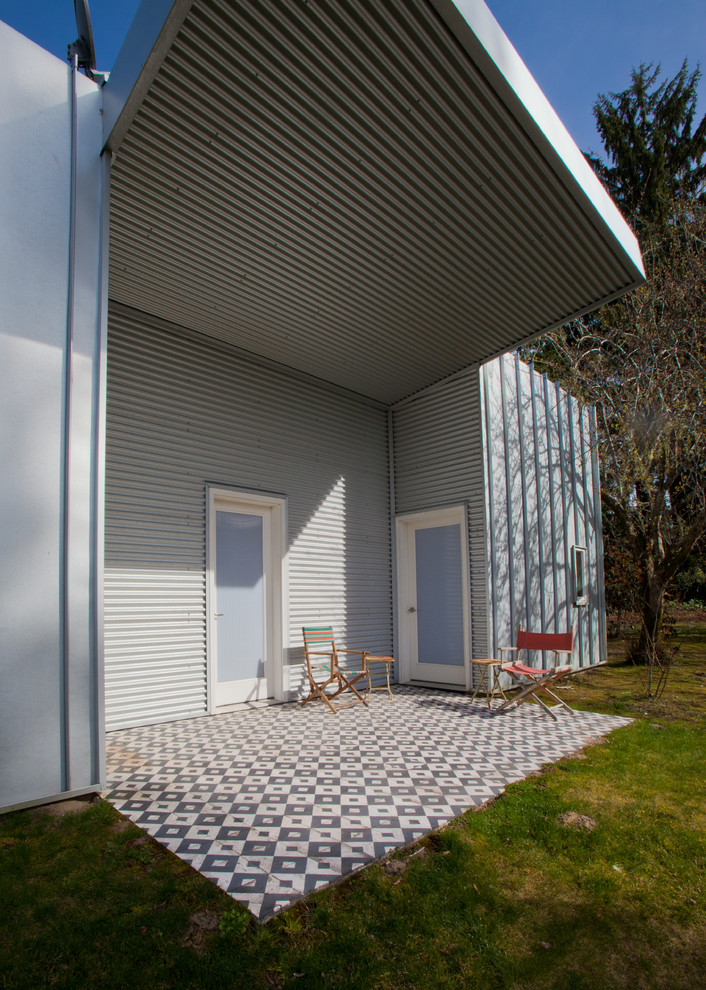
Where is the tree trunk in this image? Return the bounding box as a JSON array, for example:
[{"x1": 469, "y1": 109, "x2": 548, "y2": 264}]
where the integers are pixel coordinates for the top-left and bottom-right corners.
[{"x1": 635, "y1": 568, "x2": 667, "y2": 691}]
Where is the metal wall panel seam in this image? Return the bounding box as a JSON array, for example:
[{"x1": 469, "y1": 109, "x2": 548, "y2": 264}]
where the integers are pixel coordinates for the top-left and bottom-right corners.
[
  {"x1": 580, "y1": 406, "x2": 596, "y2": 666},
  {"x1": 575, "y1": 398, "x2": 588, "y2": 665},
  {"x1": 482, "y1": 362, "x2": 498, "y2": 655},
  {"x1": 555, "y1": 382, "x2": 572, "y2": 635},
  {"x1": 499, "y1": 356, "x2": 515, "y2": 640},
  {"x1": 60, "y1": 55, "x2": 79, "y2": 793},
  {"x1": 514, "y1": 354, "x2": 531, "y2": 634},
  {"x1": 566, "y1": 395, "x2": 584, "y2": 664},
  {"x1": 543, "y1": 373, "x2": 560, "y2": 632},
  {"x1": 590, "y1": 406, "x2": 608, "y2": 660},
  {"x1": 469, "y1": 367, "x2": 491, "y2": 660},
  {"x1": 530, "y1": 364, "x2": 547, "y2": 634}
]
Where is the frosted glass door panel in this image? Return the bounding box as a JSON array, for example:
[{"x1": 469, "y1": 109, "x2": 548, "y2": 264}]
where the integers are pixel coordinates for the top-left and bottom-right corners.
[
  {"x1": 415, "y1": 524, "x2": 464, "y2": 667},
  {"x1": 399, "y1": 506, "x2": 468, "y2": 688},
  {"x1": 215, "y1": 511, "x2": 264, "y2": 682}
]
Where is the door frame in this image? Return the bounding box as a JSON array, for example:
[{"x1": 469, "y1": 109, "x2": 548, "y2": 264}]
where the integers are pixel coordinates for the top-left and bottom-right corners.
[
  {"x1": 206, "y1": 487, "x2": 288, "y2": 712},
  {"x1": 395, "y1": 505, "x2": 471, "y2": 690}
]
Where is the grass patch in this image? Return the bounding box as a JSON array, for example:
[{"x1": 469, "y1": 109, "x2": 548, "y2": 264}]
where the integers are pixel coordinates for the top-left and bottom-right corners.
[
  {"x1": 1, "y1": 626, "x2": 705, "y2": 989},
  {"x1": 563, "y1": 623, "x2": 706, "y2": 727}
]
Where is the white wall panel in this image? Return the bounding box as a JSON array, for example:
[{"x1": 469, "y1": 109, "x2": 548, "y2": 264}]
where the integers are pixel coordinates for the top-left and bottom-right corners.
[
  {"x1": 105, "y1": 305, "x2": 391, "y2": 729},
  {"x1": 0, "y1": 26, "x2": 105, "y2": 811},
  {"x1": 481, "y1": 353, "x2": 605, "y2": 666}
]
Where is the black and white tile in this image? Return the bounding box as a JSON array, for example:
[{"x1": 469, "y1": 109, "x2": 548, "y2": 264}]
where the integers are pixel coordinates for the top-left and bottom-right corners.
[{"x1": 106, "y1": 687, "x2": 630, "y2": 920}]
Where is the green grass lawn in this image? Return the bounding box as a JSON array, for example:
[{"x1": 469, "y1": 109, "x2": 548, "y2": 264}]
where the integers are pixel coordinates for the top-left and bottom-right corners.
[{"x1": 1, "y1": 626, "x2": 704, "y2": 989}]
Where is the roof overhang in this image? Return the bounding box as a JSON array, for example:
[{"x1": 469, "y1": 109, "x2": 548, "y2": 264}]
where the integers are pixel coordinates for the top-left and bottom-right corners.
[{"x1": 103, "y1": 0, "x2": 644, "y2": 405}]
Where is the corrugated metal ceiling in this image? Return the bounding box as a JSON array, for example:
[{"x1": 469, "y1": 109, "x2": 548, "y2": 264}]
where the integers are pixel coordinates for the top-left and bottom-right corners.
[{"x1": 108, "y1": 0, "x2": 642, "y2": 404}]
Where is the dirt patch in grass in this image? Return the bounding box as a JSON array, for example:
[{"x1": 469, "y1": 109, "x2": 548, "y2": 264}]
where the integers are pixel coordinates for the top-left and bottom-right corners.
[
  {"x1": 558, "y1": 811, "x2": 597, "y2": 830},
  {"x1": 183, "y1": 910, "x2": 221, "y2": 953},
  {"x1": 109, "y1": 817, "x2": 132, "y2": 834},
  {"x1": 382, "y1": 858, "x2": 408, "y2": 878},
  {"x1": 31, "y1": 796, "x2": 101, "y2": 819}
]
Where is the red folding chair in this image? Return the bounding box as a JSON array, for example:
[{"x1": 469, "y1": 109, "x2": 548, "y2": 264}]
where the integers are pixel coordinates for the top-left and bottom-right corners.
[{"x1": 495, "y1": 627, "x2": 576, "y2": 720}]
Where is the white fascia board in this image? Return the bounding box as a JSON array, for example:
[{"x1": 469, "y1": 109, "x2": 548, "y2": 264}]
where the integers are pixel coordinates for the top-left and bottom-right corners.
[
  {"x1": 430, "y1": 0, "x2": 645, "y2": 281},
  {"x1": 102, "y1": 0, "x2": 193, "y2": 154}
]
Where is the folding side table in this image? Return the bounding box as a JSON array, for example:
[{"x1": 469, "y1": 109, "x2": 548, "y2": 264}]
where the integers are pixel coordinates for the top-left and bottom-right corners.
[{"x1": 469, "y1": 658, "x2": 507, "y2": 708}]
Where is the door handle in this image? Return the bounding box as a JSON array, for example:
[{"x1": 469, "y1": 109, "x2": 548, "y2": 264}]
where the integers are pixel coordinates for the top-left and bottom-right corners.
[
  {"x1": 214, "y1": 612, "x2": 224, "y2": 617},
  {"x1": 408, "y1": 606, "x2": 416, "y2": 613}
]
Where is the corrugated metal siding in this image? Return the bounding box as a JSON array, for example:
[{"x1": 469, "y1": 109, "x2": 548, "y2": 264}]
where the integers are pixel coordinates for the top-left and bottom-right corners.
[
  {"x1": 108, "y1": 0, "x2": 640, "y2": 405},
  {"x1": 481, "y1": 353, "x2": 604, "y2": 667},
  {"x1": 392, "y1": 368, "x2": 489, "y2": 660},
  {"x1": 105, "y1": 303, "x2": 391, "y2": 729}
]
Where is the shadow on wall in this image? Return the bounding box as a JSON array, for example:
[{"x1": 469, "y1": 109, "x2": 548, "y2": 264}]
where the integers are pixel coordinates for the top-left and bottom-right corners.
[
  {"x1": 103, "y1": 308, "x2": 392, "y2": 724},
  {"x1": 482, "y1": 353, "x2": 600, "y2": 667}
]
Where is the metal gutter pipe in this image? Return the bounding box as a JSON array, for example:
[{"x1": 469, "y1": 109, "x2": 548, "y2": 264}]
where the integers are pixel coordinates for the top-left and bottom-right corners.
[{"x1": 60, "y1": 54, "x2": 79, "y2": 793}]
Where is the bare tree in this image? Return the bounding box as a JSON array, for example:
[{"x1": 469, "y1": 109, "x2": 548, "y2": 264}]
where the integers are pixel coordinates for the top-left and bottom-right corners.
[{"x1": 534, "y1": 200, "x2": 706, "y2": 685}]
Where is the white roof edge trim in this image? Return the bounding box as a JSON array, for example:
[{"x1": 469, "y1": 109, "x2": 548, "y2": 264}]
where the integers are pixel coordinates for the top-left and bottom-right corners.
[
  {"x1": 429, "y1": 0, "x2": 645, "y2": 280},
  {"x1": 102, "y1": 0, "x2": 193, "y2": 153}
]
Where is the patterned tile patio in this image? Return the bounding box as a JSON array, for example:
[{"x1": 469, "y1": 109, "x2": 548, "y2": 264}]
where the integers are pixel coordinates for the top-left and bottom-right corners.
[{"x1": 106, "y1": 686, "x2": 630, "y2": 921}]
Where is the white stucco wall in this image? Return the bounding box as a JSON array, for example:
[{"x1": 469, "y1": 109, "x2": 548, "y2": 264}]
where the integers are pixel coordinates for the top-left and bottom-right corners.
[{"x1": 0, "y1": 23, "x2": 106, "y2": 810}]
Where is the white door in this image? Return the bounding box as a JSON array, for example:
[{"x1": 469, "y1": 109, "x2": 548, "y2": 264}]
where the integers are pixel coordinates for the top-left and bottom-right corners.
[
  {"x1": 397, "y1": 507, "x2": 470, "y2": 688},
  {"x1": 208, "y1": 490, "x2": 285, "y2": 709}
]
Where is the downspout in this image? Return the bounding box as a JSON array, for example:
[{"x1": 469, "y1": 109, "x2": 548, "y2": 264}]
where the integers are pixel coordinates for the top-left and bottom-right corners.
[{"x1": 60, "y1": 55, "x2": 79, "y2": 792}]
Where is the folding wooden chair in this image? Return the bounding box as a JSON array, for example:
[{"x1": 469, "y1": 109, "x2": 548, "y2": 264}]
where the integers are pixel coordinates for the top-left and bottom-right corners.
[
  {"x1": 301, "y1": 626, "x2": 368, "y2": 712},
  {"x1": 495, "y1": 627, "x2": 576, "y2": 721}
]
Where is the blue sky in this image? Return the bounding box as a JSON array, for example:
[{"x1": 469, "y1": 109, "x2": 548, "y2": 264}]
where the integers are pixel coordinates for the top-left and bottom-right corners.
[
  {"x1": 490, "y1": 0, "x2": 705, "y2": 155},
  {"x1": 1, "y1": 0, "x2": 704, "y2": 158}
]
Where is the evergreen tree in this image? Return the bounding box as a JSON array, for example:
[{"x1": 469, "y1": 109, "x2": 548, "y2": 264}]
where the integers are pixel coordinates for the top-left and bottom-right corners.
[{"x1": 586, "y1": 61, "x2": 706, "y2": 233}]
